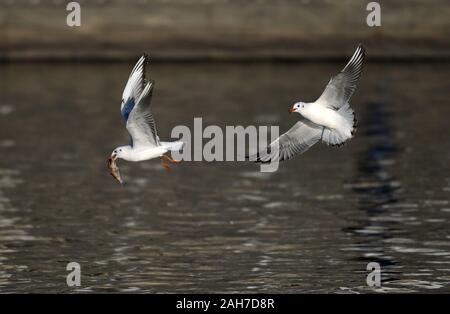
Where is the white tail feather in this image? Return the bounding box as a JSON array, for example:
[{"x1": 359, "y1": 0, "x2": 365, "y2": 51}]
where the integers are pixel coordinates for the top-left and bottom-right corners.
[
  {"x1": 321, "y1": 103, "x2": 356, "y2": 146},
  {"x1": 161, "y1": 141, "x2": 184, "y2": 152}
]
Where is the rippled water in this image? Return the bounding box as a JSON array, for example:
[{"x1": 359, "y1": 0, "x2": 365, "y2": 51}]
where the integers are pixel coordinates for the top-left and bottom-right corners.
[{"x1": 0, "y1": 62, "x2": 449, "y2": 293}]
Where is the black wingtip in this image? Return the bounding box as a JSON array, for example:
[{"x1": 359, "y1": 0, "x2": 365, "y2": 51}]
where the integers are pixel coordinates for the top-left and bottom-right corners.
[
  {"x1": 357, "y1": 44, "x2": 366, "y2": 57},
  {"x1": 245, "y1": 152, "x2": 261, "y2": 163},
  {"x1": 245, "y1": 152, "x2": 275, "y2": 164},
  {"x1": 351, "y1": 113, "x2": 358, "y2": 136},
  {"x1": 140, "y1": 54, "x2": 150, "y2": 86}
]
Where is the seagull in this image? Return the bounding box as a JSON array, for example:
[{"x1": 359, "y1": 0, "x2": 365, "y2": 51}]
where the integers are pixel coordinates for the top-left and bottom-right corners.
[
  {"x1": 108, "y1": 55, "x2": 183, "y2": 174},
  {"x1": 249, "y1": 44, "x2": 365, "y2": 163}
]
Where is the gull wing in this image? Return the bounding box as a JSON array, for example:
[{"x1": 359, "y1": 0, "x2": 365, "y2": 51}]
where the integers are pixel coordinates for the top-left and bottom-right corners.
[
  {"x1": 249, "y1": 119, "x2": 323, "y2": 163},
  {"x1": 316, "y1": 45, "x2": 365, "y2": 110},
  {"x1": 120, "y1": 55, "x2": 147, "y2": 121},
  {"x1": 126, "y1": 81, "x2": 160, "y2": 148}
]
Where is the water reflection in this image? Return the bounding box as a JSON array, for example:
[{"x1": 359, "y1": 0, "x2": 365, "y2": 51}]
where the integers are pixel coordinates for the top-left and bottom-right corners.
[
  {"x1": 0, "y1": 63, "x2": 449, "y2": 292},
  {"x1": 343, "y1": 97, "x2": 403, "y2": 291},
  {"x1": 343, "y1": 80, "x2": 450, "y2": 292}
]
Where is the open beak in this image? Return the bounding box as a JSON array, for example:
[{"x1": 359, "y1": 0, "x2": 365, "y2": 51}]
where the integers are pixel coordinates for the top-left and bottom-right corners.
[
  {"x1": 288, "y1": 106, "x2": 296, "y2": 113},
  {"x1": 108, "y1": 154, "x2": 117, "y2": 163}
]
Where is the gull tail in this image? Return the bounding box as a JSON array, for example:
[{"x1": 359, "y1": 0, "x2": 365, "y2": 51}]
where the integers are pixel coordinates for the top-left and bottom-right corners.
[
  {"x1": 322, "y1": 103, "x2": 357, "y2": 147},
  {"x1": 161, "y1": 141, "x2": 184, "y2": 152}
]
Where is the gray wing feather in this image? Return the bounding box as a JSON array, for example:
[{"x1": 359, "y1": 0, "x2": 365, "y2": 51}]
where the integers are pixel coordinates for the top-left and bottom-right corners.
[
  {"x1": 126, "y1": 81, "x2": 160, "y2": 148},
  {"x1": 316, "y1": 45, "x2": 365, "y2": 110},
  {"x1": 250, "y1": 119, "x2": 323, "y2": 163}
]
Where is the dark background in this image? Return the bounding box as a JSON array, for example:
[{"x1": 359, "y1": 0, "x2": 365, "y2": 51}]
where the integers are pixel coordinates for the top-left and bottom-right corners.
[
  {"x1": 0, "y1": 0, "x2": 449, "y2": 293},
  {"x1": 0, "y1": 0, "x2": 448, "y2": 61}
]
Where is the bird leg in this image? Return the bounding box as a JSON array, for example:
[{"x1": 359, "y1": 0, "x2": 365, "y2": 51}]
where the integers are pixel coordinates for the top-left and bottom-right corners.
[
  {"x1": 160, "y1": 157, "x2": 170, "y2": 171},
  {"x1": 161, "y1": 154, "x2": 181, "y2": 164}
]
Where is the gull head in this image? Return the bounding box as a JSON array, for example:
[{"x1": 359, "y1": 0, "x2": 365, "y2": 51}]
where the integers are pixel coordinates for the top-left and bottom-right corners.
[
  {"x1": 109, "y1": 147, "x2": 120, "y2": 161},
  {"x1": 289, "y1": 102, "x2": 306, "y2": 114},
  {"x1": 109, "y1": 146, "x2": 128, "y2": 161}
]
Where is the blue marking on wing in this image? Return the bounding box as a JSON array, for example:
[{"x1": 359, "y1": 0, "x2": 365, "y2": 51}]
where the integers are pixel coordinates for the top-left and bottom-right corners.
[{"x1": 121, "y1": 97, "x2": 135, "y2": 121}]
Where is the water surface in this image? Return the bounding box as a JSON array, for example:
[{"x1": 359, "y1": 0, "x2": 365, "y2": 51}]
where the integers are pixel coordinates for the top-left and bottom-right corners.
[{"x1": 0, "y1": 62, "x2": 449, "y2": 293}]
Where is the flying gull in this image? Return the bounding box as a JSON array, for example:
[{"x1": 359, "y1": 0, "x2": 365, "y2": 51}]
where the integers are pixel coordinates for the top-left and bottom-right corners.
[
  {"x1": 108, "y1": 55, "x2": 183, "y2": 183},
  {"x1": 249, "y1": 44, "x2": 365, "y2": 163}
]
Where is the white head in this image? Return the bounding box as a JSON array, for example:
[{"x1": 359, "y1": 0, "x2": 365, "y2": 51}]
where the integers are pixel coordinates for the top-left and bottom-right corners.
[
  {"x1": 289, "y1": 102, "x2": 307, "y2": 115},
  {"x1": 109, "y1": 145, "x2": 131, "y2": 161}
]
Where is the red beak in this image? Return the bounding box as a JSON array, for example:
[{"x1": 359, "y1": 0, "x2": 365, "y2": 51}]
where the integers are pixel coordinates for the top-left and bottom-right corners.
[{"x1": 289, "y1": 106, "x2": 296, "y2": 113}]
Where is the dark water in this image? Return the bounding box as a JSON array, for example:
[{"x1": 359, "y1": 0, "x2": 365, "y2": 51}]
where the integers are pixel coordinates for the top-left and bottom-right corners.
[{"x1": 0, "y1": 62, "x2": 449, "y2": 293}]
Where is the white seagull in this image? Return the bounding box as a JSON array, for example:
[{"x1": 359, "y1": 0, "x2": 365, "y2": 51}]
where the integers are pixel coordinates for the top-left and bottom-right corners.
[
  {"x1": 249, "y1": 45, "x2": 365, "y2": 163},
  {"x1": 108, "y1": 55, "x2": 183, "y2": 182}
]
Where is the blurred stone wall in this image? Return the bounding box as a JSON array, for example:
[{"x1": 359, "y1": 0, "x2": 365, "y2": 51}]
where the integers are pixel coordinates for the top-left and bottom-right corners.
[{"x1": 0, "y1": 0, "x2": 448, "y2": 61}]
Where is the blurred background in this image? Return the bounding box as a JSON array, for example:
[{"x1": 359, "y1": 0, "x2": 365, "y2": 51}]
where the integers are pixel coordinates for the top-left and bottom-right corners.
[
  {"x1": 0, "y1": 0, "x2": 449, "y2": 293},
  {"x1": 0, "y1": 0, "x2": 449, "y2": 61}
]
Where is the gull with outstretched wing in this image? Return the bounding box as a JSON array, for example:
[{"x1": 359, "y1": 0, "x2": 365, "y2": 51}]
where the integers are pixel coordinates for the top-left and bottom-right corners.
[
  {"x1": 107, "y1": 55, "x2": 183, "y2": 184},
  {"x1": 249, "y1": 45, "x2": 365, "y2": 163}
]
